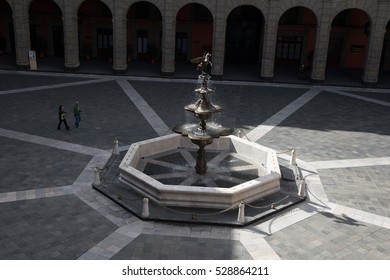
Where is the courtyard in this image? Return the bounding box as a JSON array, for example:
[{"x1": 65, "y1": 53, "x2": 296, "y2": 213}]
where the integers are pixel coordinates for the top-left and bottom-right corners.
[{"x1": 0, "y1": 69, "x2": 389, "y2": 260}]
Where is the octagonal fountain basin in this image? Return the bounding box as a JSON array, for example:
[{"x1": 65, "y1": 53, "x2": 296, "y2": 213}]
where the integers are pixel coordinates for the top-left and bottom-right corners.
[{"x1": 119, "y1": 134, "x2": 281, "y2": 209}]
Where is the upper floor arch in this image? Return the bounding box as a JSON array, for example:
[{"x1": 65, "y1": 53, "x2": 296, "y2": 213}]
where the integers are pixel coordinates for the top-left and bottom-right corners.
[
  {"x1": 220, "y1": 0, "x2": 267, "y2": 23},
  {"x1": 171, "y1": 0, "x2": 215, "y2": 21},
  {"x1": 276, "y1": 0, "x2": 321, "y2": 23},
  {"x1": 326, "y1": 1, "x2": 376, "y2": 25}
]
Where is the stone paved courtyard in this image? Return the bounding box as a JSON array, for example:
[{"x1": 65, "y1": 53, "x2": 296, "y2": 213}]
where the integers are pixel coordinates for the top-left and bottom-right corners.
[{"x1": 0, "y1": 69, "x2": 389, "y2": 260}]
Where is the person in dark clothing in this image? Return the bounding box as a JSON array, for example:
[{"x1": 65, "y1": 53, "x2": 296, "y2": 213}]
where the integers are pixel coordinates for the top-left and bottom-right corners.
[{"x1": 57, "y1": 105, "x2": 69, "y2": 130}]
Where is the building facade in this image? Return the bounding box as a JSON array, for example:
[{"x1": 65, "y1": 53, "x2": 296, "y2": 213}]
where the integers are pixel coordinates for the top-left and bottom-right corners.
[{"x1": 0, "y1": 0, "x2": 389, "y2": 85}]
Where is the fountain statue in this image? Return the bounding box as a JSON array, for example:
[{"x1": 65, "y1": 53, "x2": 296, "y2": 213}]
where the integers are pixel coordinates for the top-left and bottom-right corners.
[{"x1": 173, "y1": 53, "x2": 233, "y2": 174}]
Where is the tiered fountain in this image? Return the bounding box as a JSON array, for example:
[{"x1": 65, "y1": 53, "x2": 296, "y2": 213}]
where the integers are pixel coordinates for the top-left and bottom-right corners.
[
  {"x1": 173, "y1": 53, "x2": 233, "y2": 174},
  {"x1": 117, "y1": 53, "x2": 282, "y2": 210}
]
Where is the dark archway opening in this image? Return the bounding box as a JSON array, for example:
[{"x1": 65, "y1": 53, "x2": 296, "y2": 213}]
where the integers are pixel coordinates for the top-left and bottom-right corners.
[
  {"x1": 127, "y1": 1, "x2": 162, "y2": 63},
  {"x1": 225, "y1": 6, "x2": 264, "y2": 64},
  {"x1": 29, "y1": 0, "x2": 62, "y2": 58},
  {"x1": 176, "y1": 3, "x2": 213, "y2": 62},
  {"x1": 78, "y1": 0, "x2": 112, "y2": 63},
  {"x1": 274, "y1": 6, "x2": 317, "y2": 82}
]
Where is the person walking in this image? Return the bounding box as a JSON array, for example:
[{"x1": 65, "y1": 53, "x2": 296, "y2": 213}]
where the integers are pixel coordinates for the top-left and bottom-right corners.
[
  {"x1": 57, "y1": 105, "x2": 69, "y2": 130},
  {"x1": 73, "y1": 101, "x2": 81, "y2": 128}
]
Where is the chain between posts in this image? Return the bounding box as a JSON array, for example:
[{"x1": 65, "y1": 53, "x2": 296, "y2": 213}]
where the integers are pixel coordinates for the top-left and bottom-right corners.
[
  {"x1": 246, "y1": 195, "x2": 290, "y2": 209},
  {"x1": 277, "y1": 148, "x2": 294, "y2": 154},
  {"x1": 157, "y1": 201, "x2": 241, "y2": 216},
  {"x1": 99, "y1": 185, "x2": 144, "y2": 202}
]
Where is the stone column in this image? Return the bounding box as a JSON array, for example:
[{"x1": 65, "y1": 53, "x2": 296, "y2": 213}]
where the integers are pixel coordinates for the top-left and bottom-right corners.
[
  {"x1": 310, "y1": 3, "x2": 332, "y2": 83},
  {"x1": 63, "y1": 5, "x2": 80, "y2": 71},
  {"x1": 362, "y1": 6, "x2": 388, "y2": 86},
  {"x1": 161, "y1": 1, "x2": 176, "y2": 75},
  {"x1": 112, "y1": 11, "x2": 127, "y2": 74},
  {"x1": 13, "y1": 0, "x2": 30, "y2": 69},
  {"x1": 211, "y1": 2, "x2": 226, "y2": 78},
  {"x1": 260, "y1": 1, "x2": 278, "y2": 80},
  {"x1": 260, "y1": 19, "x2": 278, "y2": 80}
]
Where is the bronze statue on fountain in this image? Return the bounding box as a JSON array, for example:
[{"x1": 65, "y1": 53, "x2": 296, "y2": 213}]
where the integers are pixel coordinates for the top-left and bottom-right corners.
[{"x1": 173, "y1": 53, "x2": 233, "y2": 174}]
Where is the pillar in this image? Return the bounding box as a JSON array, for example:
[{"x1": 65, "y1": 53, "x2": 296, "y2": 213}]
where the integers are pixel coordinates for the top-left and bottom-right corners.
[
  {"x1": 112, "y1": 11, "x2": 127, "y2": 74},
  {"x1": 13, "y1": 0, "x2": 30, "y2": 69},
  {"x1": 63, "y1": 4, "x2": 80, "y2": 71},
  {"x1": 362, "y1": 6, "x2": 388, "y2": 86},
  {"x1": 161, "y1": 0, "x2": 176, "y2": 76},
  {"x1": 260, "y1": 1, "x2": 278, "y2": 81},
  {"x1": 310, "y1": 3, "x2": 333, "y2": 83},
  {"x1": 211, "y1": 2, "x2": 226, "y2": 79}
]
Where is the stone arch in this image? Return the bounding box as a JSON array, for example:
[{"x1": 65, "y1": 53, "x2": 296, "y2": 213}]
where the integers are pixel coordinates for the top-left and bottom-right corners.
[
  {"x1": 76, "y1": 0, "x2": 114, "y2": 15},
  {"x1": 225, "y1": 5, "x2": 265, "y2": 65},
  {"x1": 171, "y1": 0, "x2": 215, "y2": 20},
  {"x1": 78, "y1": 0, "x2": 113, "y2": 64},
  {"x1": 27, "y1": 0, "x2": 63, "y2": 13},
  {"x1": 176, "y1": 3, "x2": 213, "y2": 61},
  {"x1": 221, "y1": 0, "x2": 267, "y2": 23},
  {"x1": 125, "y1": 0, "x2": 164, "y2": 17},
  {"x1": 127, "y1": 1, "x2": 162, "y2": 63},
  {"x1": 28, "y1": 0, "x2": 63, "y2": 58},
  {"x1": 327, "y1": 1, "x2": 376, "y2": 25},
  {"x1": 327, "y1": 8, "x2": 370, "y2": 71},
  {"x1": 274, "y1": 6, "x2": 318, "y2": 80},
  {"x1": 276, "y1": 1, "x2": 321, "y2": 23}
]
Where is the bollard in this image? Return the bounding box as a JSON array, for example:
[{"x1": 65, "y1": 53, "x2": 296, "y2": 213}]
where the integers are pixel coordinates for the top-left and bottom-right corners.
[
  {"x1": 238, "y1": 129, "x2": 243, "y2": 138},
  {"x1": 142, "y1": 197, "x2": 150, "y2": 218},
  {"x1": 290, "y1": 148, "x2": 297, "y2": 166},
  {"x1": 112, "y1": 139, "x2": 119, "y2": 155},
  {"x1": 298, "y1": 180, "x2": 306, "y2": 198},
  {"x1": 296, "y1": 169, "x2": 302, "y2": 180},
  {"x1": 237, "y1": 202, "x2": 245, "y2": 224},
  {"x1": 93, "y1": 167, "x2": 100, "y2": 186}
]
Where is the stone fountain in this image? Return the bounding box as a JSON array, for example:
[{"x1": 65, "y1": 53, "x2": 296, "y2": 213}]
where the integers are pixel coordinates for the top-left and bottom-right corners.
[
  {"x1": 93, "y1": 52, "x2": 305, "y2": 225},
  {"x1": 117, "y1": 53, "x2": 282, "y2": 210}
]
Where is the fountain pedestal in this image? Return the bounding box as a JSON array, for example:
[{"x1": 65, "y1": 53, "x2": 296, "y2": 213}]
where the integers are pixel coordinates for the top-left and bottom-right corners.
[{"x1": 191, "y1": 138, "x2": 213, "y2": 175}]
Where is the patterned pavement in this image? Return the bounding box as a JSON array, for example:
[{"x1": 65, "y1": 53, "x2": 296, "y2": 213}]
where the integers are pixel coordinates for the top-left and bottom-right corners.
[{"x1": 0, "y1": 69, "x2": 389, "y2": 260}]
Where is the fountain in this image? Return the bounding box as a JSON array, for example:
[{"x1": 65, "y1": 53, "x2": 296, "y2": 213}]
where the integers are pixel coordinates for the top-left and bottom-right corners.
[
  {"x1": 93, "y1": 52, "x2": 305, "y2": 225},
  {"x1": 117, "y1": 53, "x2": 282, "y2": 209},
  {"x1": 173, "y1": 53, "x2": 233, "y2": 174}
]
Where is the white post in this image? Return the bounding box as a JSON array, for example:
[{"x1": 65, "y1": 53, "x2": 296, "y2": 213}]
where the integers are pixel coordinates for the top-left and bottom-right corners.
[
  {"x1": 93, "y1": 167, "x2": 100, "y2": 186},
  {"x1": 112, "y1": 139, "x2": 119, "y2": 155},
  {"x1": 298, "y1": 181, "x2": 306, "y2": 198},
  {"x1": 290, "y1": 149, "x2": 296, "y2": 166},
  {"x1": 237, "y1": 202, "x2": 245, "y2": 223},
  {"x1": 142, "y1": 197, "x2": 150, "y2": 218},
  {"x1": 238, "y1": 129, "x2": 243, "y2": 138}
]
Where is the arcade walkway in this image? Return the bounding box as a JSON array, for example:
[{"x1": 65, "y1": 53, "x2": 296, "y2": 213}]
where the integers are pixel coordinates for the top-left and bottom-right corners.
[{"x1": 1, "y1": 53, "x2": 390, "y2": 88}]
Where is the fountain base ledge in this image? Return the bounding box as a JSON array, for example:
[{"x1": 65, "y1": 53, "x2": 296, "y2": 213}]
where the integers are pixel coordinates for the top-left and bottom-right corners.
[{"x1": 119, "y1": 134, "x2": 281, "y2": 209}]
